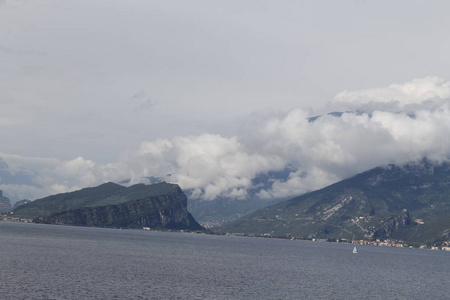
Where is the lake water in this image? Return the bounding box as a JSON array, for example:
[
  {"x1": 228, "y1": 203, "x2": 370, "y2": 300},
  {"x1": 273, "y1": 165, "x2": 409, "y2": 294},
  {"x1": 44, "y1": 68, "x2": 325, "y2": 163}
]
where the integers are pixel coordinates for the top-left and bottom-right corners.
[{"x1": 0, "y1": 222, "x2": 448, "y2": 299}]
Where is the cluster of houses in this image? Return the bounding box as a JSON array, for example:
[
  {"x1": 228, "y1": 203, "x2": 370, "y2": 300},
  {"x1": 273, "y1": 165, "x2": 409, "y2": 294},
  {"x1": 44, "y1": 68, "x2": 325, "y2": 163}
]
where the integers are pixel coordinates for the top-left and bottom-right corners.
[
  {"x1": 226, "y1": 232, "x2": 450, "y2": 251},
  {"x1": 342, "y1": 238, "x2": 449, "y2": 251},
  {"x1": 0, "y1": 213, "x2": 32, "y2": 223}
]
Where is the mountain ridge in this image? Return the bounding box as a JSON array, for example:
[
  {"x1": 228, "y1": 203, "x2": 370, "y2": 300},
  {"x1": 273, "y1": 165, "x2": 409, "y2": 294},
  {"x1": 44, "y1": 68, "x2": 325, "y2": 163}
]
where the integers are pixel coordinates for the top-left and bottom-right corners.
[
  {"x1": 220, "y1": 159, "x2": 450, "y2": 246},
  {"x1": 13, "y1": 182, "x2": 203, "y2": 231}
]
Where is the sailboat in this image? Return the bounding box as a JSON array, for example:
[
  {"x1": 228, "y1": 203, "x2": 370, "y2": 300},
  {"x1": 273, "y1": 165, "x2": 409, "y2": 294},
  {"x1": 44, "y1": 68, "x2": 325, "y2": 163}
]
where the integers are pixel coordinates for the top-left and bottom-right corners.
[{"x1": 353, "y1": 246, "x2": 358, "y2": 254}]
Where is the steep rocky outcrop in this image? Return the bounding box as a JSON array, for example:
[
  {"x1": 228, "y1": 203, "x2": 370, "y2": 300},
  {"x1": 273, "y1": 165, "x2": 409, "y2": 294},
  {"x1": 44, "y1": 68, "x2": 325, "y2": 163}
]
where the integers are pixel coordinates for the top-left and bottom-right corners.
[
  {"x1": 0, "y1": 190, "x2": 11, "y2": 213},
  {"x1": 16, "y1": 182, "x2": 203, "y2": 231},
  {"x1": 41, "y1": 185, "x2": 203, "y2": 230},
  {"x1": 365, "y1": 209, "x2": 411, "y2": 240}
]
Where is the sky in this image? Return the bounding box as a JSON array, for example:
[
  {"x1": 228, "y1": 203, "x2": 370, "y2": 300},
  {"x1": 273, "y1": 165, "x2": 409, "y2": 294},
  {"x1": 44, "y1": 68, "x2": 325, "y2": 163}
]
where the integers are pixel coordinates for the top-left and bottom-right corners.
[{"x1": 1, "y1": 0, "x2": 450, "y2": 201}]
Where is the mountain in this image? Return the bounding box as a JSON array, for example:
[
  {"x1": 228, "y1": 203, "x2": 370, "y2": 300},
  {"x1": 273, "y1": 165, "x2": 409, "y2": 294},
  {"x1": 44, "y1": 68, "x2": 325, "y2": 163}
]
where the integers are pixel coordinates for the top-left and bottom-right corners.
[
  {"x1": 0, "y1": 190, "x2": 12, "y2": 213},
  {"x1": 13, "y1": 182, "x2": 203, "y2": 231},
  {"x1": 12, "y1": 199, "x2": 32, "y2": 210},
  {"x1": 13, "y1": 182, "x2": 125, "y2": 218},
  {"x1": 188, "y1": 196, "x2": 281, "y2": 227},
  {"x1": 220, "y1": 159, "x2": 450, "y2": 246},
  {"x1": 187, "y1": 112, "x2": 353, "y2": 225},
  {"x1": 187, "y1": 167, "x2": 294, "y2": 226}
]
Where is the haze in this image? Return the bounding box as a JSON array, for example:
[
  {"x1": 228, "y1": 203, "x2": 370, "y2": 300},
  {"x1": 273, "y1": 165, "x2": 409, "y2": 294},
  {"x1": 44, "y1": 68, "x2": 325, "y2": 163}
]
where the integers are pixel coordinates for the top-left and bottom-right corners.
[{"x1": 1, "y1": 0, "x2": 450, "y2": 201}]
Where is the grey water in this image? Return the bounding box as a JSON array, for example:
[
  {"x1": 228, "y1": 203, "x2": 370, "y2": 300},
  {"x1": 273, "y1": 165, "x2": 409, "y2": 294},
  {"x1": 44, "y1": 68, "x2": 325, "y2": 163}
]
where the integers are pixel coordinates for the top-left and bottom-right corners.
[{"x1": 0, "y1": 222, "x2": 448, "y2": 300}]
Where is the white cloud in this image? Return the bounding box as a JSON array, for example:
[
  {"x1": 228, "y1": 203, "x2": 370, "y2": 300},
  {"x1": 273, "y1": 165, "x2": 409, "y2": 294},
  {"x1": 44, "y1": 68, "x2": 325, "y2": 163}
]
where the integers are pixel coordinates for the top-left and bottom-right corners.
[
  {"x1": 123, "y1": 134, "x2": 286, "y2": 200},
  {"x1": 2, "y1": 77, "x2": 450, "y2": 202},
  {"x1": 3, "y1": 1, "x2": 450, "y2": 165},
  {"x1": 332, "y1": 77, "x2": 450, "y2": 112}
]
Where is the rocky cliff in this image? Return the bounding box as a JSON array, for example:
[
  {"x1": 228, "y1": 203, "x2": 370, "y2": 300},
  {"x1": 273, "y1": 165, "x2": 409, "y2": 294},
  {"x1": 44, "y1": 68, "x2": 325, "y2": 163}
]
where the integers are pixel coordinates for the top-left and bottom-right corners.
[
  {"x1": 0, "y1": 190, "x2": 11, "y2": 213},
  {"x1": 365, "y1": 209, "x2": 411, "y2": 240},
  {"x1": 41, "y1": 185, "x2": 203, "y2": 230},
  {"x1": 16, "y1": 182, "x2": 203, "y2": 231}
]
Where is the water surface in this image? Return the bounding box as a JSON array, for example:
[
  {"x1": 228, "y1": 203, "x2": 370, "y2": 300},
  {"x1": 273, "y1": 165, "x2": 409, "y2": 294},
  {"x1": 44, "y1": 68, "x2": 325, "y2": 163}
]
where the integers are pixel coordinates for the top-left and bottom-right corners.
[{"x1": 1, "y1": 222, "x2": 448, "y2": 299}]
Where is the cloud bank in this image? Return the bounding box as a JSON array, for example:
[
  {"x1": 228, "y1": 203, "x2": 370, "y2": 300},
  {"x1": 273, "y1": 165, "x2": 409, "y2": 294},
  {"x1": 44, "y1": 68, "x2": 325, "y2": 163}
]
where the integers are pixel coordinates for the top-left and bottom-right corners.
[
  {"x1": 333, "y1": 76, "x2": 450, "y2": 112},
  {"x1": 2, "y1": 77, "x2": 450, "y2": 202}
]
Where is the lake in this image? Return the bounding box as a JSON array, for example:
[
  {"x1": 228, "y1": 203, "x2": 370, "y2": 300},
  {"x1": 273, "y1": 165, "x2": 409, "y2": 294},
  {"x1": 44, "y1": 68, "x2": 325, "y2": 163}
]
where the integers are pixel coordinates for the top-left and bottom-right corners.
[{"x1": 1, "y1": 222, "x2": 448, "y2": 299}]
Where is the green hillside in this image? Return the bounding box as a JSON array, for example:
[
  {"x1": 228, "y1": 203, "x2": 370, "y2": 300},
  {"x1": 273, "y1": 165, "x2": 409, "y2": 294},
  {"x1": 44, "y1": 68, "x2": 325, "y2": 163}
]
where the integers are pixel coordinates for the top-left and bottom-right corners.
[
  {"x1": 221, "y1": 159, "x2": 450, "y2": 246},
  {"x1": 11, "y1": 182, "x2": 204, "y2": 230},
  {"x1": 13, "y1": 182, "x2": 125, "y2": 219}
]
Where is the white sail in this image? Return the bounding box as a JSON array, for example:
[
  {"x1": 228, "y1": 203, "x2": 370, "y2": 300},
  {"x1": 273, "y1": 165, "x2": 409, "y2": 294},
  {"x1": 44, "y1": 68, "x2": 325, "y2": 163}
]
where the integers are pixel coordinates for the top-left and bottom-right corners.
[{"x1": 353, "y1": 246, "x2": 358, "y2": 253}]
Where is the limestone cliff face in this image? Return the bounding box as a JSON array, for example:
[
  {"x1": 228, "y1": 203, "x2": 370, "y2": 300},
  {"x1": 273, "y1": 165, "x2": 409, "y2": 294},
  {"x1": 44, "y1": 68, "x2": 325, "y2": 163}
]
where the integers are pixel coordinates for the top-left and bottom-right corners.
[
  {"x1": 365, "y1": 210, "x2": 411, "y2": 240},
  {"x1": 0, "y1": 191, "x2": 11, "y2": 213},
  {"x1": 39, "y1": 184, "x2": 203, "y2": 231}
]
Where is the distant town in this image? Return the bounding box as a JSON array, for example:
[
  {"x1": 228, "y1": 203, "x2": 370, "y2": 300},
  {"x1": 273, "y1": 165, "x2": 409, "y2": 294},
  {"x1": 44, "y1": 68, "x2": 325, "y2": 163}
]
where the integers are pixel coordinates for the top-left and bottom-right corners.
[
  {"x1": 0, "y1": 213, "x2": 33, "y2": 223},
  {"x1": 3, "y1": 212, "x2": 448, "y2": 251},
  {"x1": 222, "y1": 232, "x2": 450, "y2": 251},
  {"x1": 2, "y1": 186, "x2": 449, "y2": 252}
]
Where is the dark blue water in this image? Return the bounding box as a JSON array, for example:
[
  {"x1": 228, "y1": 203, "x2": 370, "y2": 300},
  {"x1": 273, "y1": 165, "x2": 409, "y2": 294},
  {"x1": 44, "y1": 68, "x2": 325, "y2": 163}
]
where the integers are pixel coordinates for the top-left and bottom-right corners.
[{"x1": 1, "y1": 222, "x2": 448, "y2": 299}]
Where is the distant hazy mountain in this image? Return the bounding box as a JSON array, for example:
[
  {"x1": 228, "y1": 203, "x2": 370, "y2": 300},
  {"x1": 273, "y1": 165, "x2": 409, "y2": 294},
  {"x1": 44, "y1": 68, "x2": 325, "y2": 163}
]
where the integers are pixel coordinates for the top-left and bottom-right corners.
[
  {"x1": 0, "y1": 157, "x2": 35, "y2": 188},
  {"x1": 221, "y1": 159, "x2": 450, "y2": 246},
  {"x1": 186, "y1": 111, "x2": 367, "y2": 225},
  {"x1": 0, "y1": 190, "x2": 12, "y2": 213},
  {"x1": 188, "y1": 196, "x2": 282, "y2": 227},
  {"x1": 187, "y1": 167, "x2": 294, "y2": 225},
  {"x1": 11, "y1": 199, "x2": 32, "y2": 210},
  {"x1": 13, "y1": 182, "x2": 203, "y2": 231}
]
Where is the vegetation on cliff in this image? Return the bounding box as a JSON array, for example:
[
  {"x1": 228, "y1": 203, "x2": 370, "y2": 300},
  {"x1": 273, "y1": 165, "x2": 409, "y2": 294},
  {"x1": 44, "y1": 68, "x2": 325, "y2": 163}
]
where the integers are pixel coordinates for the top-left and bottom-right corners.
[
  {"x1": 220, "y1": 159, "x2": 450, "y2": 246},
  {"x1": 13, "y1": 182, "x2": 203, "y2": 231}
]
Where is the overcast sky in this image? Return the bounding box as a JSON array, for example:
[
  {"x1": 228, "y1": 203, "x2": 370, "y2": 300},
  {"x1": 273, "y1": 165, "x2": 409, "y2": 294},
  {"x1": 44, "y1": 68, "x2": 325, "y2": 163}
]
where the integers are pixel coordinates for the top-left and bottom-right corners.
[{"x1": 2, "y1": 1, "x2": 450, "y2": 201}]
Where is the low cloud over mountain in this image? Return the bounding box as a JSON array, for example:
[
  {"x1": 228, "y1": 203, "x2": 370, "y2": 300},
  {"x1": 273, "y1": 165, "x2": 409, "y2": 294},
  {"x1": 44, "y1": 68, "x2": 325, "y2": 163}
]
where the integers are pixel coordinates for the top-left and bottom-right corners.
[{"x1": 2, "y1": 77, "x2": 450, "y2": 201}]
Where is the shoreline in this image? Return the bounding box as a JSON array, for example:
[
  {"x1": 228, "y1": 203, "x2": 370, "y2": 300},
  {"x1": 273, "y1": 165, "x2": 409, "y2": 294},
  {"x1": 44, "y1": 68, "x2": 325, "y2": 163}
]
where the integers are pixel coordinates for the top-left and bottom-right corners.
[{"x1": 2, "y1": 217, "x2": 449, "y2": 252}]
